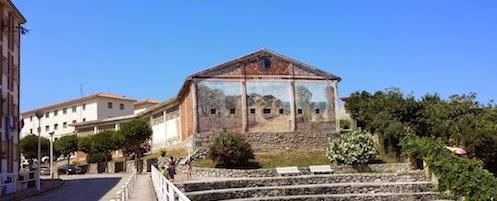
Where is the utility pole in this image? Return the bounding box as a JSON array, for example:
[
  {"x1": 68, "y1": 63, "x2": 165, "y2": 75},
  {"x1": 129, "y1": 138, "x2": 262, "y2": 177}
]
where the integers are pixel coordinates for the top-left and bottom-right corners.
[
  {"x1": 49, "y1": 132, "x2": 54, "y2": 180},
  {"x1": 35, "y1": 110, "x2": 44, "y2": 191}
]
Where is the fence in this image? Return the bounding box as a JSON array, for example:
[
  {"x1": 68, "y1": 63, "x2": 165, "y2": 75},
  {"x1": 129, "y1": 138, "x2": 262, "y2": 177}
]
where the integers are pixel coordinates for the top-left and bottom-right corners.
[
  {"x1": 151, "y1": 165, "x2": 190, "y2": 201},
  {"x1": 0, "y1": 170, "x2": 38, "y2": 196},
  {"x1": 110, "y1": 171, "x2": 137, "y2": 201}
]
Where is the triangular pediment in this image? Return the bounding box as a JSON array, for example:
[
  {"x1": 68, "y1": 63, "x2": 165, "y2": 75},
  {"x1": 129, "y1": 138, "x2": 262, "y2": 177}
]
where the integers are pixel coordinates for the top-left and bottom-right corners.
[{"x1": 189, "y1": 49, "x2": 341, "y2": 80}]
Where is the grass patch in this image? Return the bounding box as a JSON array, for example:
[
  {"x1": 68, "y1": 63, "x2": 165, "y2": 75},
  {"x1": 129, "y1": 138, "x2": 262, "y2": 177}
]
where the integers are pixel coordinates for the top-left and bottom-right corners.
[
  {"x1": 141, "y1": 147, "x2": 189, "y2": 160},
  {"x1": 193, "y1": 149, "x2": 329, "y2": 168}
]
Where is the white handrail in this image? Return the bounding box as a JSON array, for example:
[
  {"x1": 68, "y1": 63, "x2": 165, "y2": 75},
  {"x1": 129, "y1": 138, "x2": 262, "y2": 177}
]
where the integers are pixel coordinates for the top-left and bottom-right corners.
[
  {"x1": 111, "y1": 171, "x2": 138, "y2": 201},
  {"x1": 151, "y1": 165, "x2": 190, "y2": 201}
]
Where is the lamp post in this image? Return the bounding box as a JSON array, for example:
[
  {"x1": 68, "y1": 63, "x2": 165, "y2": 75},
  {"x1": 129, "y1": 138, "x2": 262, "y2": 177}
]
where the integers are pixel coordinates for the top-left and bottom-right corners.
[
  {"x1": 35, "y1": 110, "x2": 44, "y2": 191},
  {"x1": 49, "y1": 132, "x2": 54, "y2": 180}
]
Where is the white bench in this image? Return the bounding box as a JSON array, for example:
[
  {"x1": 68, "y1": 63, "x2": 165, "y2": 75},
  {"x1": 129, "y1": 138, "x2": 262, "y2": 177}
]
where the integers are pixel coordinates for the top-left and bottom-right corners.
[
  {"x1": 309, "y1": 165, "x2": 334, "y2": 175},
  {"x1": 276, "y1": 166, "x2": 300, "y2": 176}
]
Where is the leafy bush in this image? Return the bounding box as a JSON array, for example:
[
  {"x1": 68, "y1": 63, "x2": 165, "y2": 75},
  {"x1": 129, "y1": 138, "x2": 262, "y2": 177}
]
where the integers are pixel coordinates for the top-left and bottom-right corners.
[
  {"x1": 339, "y1": 119, "x2": 351, "y2": 129},
  {"x1": 86, "y1": 151, "x2": 110, "y2": 163},
  {"x1": 401, "y1": 130, "x2": 497, "y2": 200},
  {"x1": 208, "y1": 132, "x2": 255, "y2": 168},
  {"x1": 327, "y1": 129, "x2": 377, "y2": 166}
]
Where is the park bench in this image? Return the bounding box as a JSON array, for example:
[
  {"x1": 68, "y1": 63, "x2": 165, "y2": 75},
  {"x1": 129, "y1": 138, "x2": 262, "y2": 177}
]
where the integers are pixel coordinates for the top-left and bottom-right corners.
[
  {"x1": 309, "y1": 165, "x2": 334, "y2": 175},
  {"x1": 276, "y1": 166, "x2": 300, "y2": 176}
]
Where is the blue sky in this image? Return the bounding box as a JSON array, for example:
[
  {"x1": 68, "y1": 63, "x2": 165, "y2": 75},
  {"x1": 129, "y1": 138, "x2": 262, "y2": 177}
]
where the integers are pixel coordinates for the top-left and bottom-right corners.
[{"x1": 15, "y1": 1, "x2": 497, "y2": 111}]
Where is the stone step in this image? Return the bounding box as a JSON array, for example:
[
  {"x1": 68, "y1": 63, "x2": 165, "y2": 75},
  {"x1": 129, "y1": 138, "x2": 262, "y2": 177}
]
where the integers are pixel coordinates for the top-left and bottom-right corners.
[
  {"x1": 221, "y1": 192, "x2": 440, "y2": 201},
  {"x1": 177, "y1": 171, "x2": 427, "y2": 192},
  {"x1": 185, "y1": 181, "x2": 434, "y2": 201}
]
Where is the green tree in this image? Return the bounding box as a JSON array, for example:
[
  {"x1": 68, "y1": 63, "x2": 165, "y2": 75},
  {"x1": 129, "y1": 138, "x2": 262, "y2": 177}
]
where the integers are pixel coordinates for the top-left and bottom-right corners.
[
  {"x1": 20, "y1": 134, "x2": 49, "y2": 161},
  {"x1": 77, "y1": 135, "x2": 93, "y2": 153},
  {"x1": 119, "y1": 119, "x2": 152, "y2": 171},
  {"x1": 54, "y1": 135, "x2": 78, "y2": 166},
  {"x1": 87, "y1": 131, "x2": 117, "y2": 163}
]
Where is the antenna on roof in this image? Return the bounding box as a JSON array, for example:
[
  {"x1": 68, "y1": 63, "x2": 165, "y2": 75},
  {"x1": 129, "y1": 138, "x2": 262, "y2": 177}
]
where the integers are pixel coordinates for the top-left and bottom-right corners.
[{"x1": 80, "y1": 83, "x2": 84, "y2": 97}]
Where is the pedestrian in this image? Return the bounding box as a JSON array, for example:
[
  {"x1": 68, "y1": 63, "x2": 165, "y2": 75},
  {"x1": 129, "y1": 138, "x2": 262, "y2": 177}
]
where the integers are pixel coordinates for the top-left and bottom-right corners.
[
  {"x1": 186, "y1": 160, "x2": 192, "y2": 180},
  {"x1": 167, "y1": 156, "x2": 176, "y2": 181}
]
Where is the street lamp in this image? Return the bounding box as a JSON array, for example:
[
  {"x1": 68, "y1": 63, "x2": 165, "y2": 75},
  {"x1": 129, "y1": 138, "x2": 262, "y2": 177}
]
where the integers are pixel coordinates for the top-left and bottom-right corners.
[
  {"x1": 49, "y1": 132, "x2": 54, "y2": 180},
  {"x1": 34, "y1": 110, "x2": 44, "y2": 191}
]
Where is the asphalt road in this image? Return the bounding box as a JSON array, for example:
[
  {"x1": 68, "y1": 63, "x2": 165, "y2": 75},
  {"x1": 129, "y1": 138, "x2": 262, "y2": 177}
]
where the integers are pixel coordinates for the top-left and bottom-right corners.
[{"x1": 23, "y1": 173, "x2": 128, "y2": 201}]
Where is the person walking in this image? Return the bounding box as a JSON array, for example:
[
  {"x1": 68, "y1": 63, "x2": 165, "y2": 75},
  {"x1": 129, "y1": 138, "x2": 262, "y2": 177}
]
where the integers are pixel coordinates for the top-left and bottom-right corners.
[
  {"x1": 167, "y1": 156, "x2": 176, "y2": 181},
  {"x1": 185, "y1": 160, "x2": 192, "y2": 180}
]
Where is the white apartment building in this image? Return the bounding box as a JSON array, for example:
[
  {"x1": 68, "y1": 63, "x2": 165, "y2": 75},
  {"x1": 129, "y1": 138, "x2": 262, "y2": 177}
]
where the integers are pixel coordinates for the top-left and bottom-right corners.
[{"x1": 21, "y1": 92, "x2": 137, "y2": 139}]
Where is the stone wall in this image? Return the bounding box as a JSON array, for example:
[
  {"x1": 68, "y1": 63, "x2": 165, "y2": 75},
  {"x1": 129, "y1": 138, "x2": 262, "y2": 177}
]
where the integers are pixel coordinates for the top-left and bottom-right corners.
[
  {"x1": 194, "y1": 131, "x2": 335, "y2": 151},
  {"x1": 176, "y1": 170, "x2": 426, "y2": 192},
  {"x1": 185, "y1": 163, "x2": 411, "y2": 178}
]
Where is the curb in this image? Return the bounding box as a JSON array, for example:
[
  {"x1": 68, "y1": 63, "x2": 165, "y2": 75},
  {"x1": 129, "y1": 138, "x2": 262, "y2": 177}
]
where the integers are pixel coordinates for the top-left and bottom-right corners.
[{"x1": 8, "y1": 180, "x2": 66, "y2": 201}]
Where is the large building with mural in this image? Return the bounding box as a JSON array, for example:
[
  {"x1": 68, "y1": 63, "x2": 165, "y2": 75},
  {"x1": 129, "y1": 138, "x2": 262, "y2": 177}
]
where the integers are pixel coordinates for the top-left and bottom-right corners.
[{"x1": 74, "y1": 49, "x2": 341, "y2": 152}]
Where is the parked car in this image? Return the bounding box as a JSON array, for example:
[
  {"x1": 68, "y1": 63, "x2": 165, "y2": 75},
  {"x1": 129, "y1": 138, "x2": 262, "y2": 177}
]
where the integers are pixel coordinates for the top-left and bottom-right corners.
[
  {"x1": 57, "y1": 164, "x2": 84, "y2": 175},
  {"x1": 40, "y1": 165, "x2": 50, "y2": 175}
]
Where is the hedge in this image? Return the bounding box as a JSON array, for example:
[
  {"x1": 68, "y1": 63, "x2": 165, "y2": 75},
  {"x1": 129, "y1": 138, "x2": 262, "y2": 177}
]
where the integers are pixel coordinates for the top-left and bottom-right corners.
[{"x1": 401, "y1": 131, "x2": 497, "y2": 200}]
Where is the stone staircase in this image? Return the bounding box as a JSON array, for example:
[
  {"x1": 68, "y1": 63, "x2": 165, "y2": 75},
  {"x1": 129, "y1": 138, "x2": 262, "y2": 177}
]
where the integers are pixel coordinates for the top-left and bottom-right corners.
[{"x1": 175, "y1": 171, "x2": 440, "y2": 201}]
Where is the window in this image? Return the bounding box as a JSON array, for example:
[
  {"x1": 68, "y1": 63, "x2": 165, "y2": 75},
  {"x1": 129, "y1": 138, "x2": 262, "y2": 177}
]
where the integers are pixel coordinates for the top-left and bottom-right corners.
[
  {"x1": 72, "y1": 120, "x2": 77, "y2": 124},
  {"x1": 120, "y1": 103, "x2": 124, "y2": 110},
  {"x1": 82, "y1": 104, "x2": 86, "y2": 110},
  {"x1": 72, "y1": 106, "x2": 77, "y2": 112},
  {"x1": 210, "y1": 109, "x2": 216, "y2": 115},
  {"x1": 54, "y1": 124, "x2": 58, "y2": 130},
  {"x1": 229, "y1": 108, "x2": 236, "y2": 114},
  {"x1": 263, "y1": 108, "x2": 271, "y2": 114},
  {"x1": 250, "y1": 108, "x2": 256, "y2": 114},
  {"x1": 315, "y1": 109, "x2": 320, "y2": 114},
  {"x1": 63, "y1": 108, "x2": 67, "y2": 114},
  {"x1": 30, "y1": 116, "x2": 33, "y2": 121},
  {"x1": 63, "y1": 122, "x2": 67, "y2": 128},
  {"x1": 298, "y1": 109, "x2": 303, "y2": 114},
  {"x1": 45, "y1": 125, "x2": 49, "y2": 132},
  {"x1": 83, "y1": 118, "x2": 86, "y2": 122},
  {"x1": 45, "y1": 112, "x2": 49, "y2": 118},
  {"x1": 108, "y1": 102, "x2": 113, "y2": 109},
  {"x1": 54, "y1": 110, "x2": 58, "y2": 116},
  {"x1": 279, "y1": 109, "x2": 284, "y2": 114},
  {"x1": 29, "y1": 129, "x2": 33, "y2": 133}
]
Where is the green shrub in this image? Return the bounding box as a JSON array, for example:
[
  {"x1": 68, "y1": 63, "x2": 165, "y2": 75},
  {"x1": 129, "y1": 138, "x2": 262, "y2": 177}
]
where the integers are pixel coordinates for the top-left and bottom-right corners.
[
  {"x1": 339, "y1": 119, "x2": 351, "y2": 129},
  {"x1": 208, "y1": 132, "x2": 255, "y2": 168},
  {"x1": 401, "y1": 130, "x2": 497, "y2": 200},
  {"x1": 327, "y1": 129, "x2": 377, "y2": 166}
]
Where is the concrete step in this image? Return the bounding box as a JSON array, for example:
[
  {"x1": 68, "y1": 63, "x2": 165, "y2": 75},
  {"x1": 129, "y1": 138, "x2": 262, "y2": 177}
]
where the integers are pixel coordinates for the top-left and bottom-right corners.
[
  {"x1": 177, "y1": 171, "x2": 427, "y2": 192},
  {"x1": 185, "y1": 181, "x2": 434, "y2": 201},
  {"x1": 221, "y1": 192, "x2": 440, "y2": 201}
]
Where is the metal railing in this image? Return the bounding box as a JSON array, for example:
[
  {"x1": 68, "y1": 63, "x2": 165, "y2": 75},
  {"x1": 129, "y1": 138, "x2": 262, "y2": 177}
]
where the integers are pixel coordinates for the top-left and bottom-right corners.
[
  {"x1": 110, "y1": 171, "x2": 137, "y2": 201},
  {"x1": 0, "y1": 170, "x2": 38, "y2": 196},
  {"x1": 151, "y1": 165, "x2": 190, "y2": 201}
]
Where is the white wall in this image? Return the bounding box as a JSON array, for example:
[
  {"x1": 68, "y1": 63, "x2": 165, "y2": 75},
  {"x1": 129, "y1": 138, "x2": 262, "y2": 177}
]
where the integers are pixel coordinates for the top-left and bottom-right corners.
[
  {"x1": 21, "y1": 97, "x2": 135, "y2": 139},
  {"x1": 21, "y1": 101, "x2": 99, "y2": 139},
  {"x1": 151, "y1": 115, "x2": 181, "y2": 152},
  {"x1": 97, "y1": 98, "x2": 135, "y2": 119}
]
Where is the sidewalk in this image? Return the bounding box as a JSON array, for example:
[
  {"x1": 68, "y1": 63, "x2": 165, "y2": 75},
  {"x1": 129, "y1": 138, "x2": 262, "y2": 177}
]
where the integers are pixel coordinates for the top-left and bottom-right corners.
[
  {"x1": 0, "y1": 178, "x2": 64, "y2": 201},
  {"x1": 128, "y1": 173, "x2": 156, "y2": 201}
]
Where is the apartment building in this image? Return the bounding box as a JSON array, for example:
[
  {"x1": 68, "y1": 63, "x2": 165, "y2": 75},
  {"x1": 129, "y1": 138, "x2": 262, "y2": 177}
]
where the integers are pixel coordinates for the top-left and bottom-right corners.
[
  {"x1": 0, "y1": 0, "x2": 26, "y2": 195},
  {"x1": 21, "y1": 93, "x2": 137, "y2": 139}
]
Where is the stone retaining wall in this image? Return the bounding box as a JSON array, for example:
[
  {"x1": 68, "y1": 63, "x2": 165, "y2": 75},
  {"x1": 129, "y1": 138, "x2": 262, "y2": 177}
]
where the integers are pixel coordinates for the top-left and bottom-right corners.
[
  {"x1": 186, "y1": 163, "x2": 411, "y2": 178},
  {"x1": 176, "y1": 171, "x2": 426, "y2": 192},
  {"x1": 185, "y1": 181, "x2": 434, "y2": 201},
  {"x1": 194, "y1": 131, "x2": 336, "y2": 151}
]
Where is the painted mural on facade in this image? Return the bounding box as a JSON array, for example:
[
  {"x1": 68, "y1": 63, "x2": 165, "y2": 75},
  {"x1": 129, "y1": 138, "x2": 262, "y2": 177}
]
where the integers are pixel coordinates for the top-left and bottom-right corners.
[
  {"x1": 295, "y1": 81, "x2": 336, "y2": 131},
  {"x1": 197, "y1": 80, "x2": 243, "y2": 132},
  {"x1": 246, "y1": 81, "x2": 292, "y2": 132}
]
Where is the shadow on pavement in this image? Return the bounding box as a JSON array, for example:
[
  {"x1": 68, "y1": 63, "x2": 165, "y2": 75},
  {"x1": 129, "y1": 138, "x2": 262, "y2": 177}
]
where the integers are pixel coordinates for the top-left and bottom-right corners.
[{"x1": 23, "y1": 176, "x2": 123, "y2": 201}]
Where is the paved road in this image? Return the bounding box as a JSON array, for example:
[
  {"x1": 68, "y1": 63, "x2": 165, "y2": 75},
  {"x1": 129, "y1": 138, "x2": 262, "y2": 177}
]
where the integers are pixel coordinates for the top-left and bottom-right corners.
[{"x1": 23, "y1": 173, "x2": 129, "y2": 201}]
